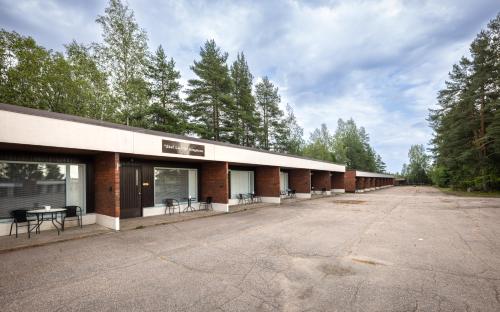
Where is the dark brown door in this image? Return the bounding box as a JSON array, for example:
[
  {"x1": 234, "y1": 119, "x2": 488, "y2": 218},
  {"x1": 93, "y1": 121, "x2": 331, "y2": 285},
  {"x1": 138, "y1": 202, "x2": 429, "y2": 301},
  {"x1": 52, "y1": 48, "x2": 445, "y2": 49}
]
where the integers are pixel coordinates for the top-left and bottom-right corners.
[{"x1": 120, "y1": 165, "x2": 142, "y2": 218}]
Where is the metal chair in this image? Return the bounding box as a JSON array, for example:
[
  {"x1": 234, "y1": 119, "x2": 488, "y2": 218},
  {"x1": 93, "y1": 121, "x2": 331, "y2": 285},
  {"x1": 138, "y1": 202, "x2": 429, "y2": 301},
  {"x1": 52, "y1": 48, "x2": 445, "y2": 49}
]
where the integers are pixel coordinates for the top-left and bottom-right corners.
[
  {"x1": 237, "y1": 194, "x2": 249, "y2": 205},
  {"x1": 199, "y1": 196, "x2": 213, "y2": 211},
  {"x1": 249, "y1": 193, "x2": 262, "y2": 203},
  {"x1": 164, "y1": 198, "x2": 180, "y2": 215},
  {"x1": 63, "y1": 205, "x2": 82, "y2": 230},
  {"x1": 321, "y1": 188, "x2": 327, "y2": 195},
  {"x1": 9, "y1": 209, "x2": 34, "y2": 238}
]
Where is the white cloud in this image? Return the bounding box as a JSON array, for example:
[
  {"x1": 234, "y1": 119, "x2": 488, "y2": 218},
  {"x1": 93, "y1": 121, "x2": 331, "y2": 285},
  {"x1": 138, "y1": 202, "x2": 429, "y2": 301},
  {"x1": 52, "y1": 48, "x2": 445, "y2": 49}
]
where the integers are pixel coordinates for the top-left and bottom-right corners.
[{"x1": 0, "y1": 0, "x2": 496, "y2": 172}]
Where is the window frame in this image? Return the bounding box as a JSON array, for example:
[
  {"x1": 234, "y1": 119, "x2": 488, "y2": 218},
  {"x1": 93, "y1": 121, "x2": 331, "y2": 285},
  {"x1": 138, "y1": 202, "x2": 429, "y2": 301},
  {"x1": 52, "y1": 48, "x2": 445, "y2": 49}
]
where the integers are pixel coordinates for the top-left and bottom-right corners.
[
  {"x1": 0, "y1": 159, "x2": 87, "y2": 219},
  {"x1": 153, "y1": 166, "x2": 198, "y2": 207}
]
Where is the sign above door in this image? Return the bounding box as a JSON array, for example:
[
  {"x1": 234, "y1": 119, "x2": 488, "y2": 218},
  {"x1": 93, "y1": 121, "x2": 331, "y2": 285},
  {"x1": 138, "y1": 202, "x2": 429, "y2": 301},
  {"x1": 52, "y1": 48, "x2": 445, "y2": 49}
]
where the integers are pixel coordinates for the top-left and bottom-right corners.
[{"x1": 162, "y1": 139, "x2": 205, "y2": 157}]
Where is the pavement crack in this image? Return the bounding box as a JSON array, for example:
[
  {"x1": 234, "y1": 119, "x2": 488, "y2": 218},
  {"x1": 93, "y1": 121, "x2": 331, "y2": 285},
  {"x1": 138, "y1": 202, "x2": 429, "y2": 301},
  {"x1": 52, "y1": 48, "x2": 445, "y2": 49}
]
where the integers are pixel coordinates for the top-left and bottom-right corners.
[{"x1": 493, "y1": 283, "x2": 500, "y2": 304}]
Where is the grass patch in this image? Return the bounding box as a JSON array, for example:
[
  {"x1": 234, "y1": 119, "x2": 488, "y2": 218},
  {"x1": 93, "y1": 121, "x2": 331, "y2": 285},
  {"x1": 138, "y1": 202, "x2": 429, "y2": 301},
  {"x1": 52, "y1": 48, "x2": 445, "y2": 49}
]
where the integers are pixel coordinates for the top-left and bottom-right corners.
[{"x1": 437, "y1": 187, "x2": 500, "y2": 198}]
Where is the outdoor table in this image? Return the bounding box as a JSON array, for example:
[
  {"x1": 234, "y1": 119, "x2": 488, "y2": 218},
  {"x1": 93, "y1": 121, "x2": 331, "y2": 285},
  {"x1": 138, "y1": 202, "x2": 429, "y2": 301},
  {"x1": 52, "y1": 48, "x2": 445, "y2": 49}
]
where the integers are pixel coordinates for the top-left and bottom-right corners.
[
  {"x1": 182, "y1": 198, "x2": 196, "y2": 212},
  {"x1": 27, "y1": 208, "x2": 67, "y2": 235}
]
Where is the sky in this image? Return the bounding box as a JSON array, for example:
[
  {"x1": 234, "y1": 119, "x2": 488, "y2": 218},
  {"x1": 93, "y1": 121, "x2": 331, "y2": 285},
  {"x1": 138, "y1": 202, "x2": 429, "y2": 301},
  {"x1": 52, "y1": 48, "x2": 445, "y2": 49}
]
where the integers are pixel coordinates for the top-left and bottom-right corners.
[{"x1": 0, "y1": 0, "x2": 497, "y2": 172}]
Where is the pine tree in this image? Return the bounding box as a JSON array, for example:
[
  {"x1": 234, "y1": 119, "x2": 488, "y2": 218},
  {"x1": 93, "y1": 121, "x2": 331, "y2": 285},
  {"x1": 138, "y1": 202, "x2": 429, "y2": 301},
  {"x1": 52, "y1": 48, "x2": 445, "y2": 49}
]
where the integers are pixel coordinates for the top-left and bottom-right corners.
[
  {"x1": 429, "y1": 13, "x2": 500, "y2": 190},
  {"x1": 147, "y1": 45, "x2": 187, "y2": 134},
  {"x1": 375, "y1": 154, "x2": 386, "y2": 173},
  {"x1": 95, "y1": 0, "x2": 149, "y2": 127},
  {"x1": 255, "y1": 76, "x2": 282, "y2": 150},
  {"x1": 229, "y1": 52, "x2": 259, "y2": 146},
  {"x1": 186, "y1": 39, "x2": 233, "y2": 141}
]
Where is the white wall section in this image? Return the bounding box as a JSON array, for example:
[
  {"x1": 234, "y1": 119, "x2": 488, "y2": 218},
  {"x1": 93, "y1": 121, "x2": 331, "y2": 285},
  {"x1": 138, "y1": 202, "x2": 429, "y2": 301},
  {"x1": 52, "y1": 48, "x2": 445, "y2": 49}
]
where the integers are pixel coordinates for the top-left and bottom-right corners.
[{"x1": 0, "y1": 106, "x2": 345, "y2": 172}]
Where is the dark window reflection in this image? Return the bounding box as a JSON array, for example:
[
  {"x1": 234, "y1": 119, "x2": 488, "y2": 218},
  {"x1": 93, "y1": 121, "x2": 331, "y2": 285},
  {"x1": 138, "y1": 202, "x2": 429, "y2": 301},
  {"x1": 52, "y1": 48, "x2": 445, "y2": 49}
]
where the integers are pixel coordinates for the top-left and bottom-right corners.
[{"x1": 0, "y1": 162, "x2": 66, "y2": 218}]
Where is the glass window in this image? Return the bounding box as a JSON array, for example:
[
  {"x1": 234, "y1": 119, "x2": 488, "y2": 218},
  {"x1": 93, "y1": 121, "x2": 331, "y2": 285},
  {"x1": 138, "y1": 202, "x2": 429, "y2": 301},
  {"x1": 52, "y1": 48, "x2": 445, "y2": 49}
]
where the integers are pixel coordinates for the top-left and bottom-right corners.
[
  {"x1": 154, "y1": 168, "x2": 197, "y2": 206},
  {"x1": 230, "y1": 170, "x2": 254, "y2": 199},
  {"x1": 280, "y1": 172, "x2": 289, "y2": 192},
  {"x1": 0, "y1": 161, "x2": 86, "y2": 218}
]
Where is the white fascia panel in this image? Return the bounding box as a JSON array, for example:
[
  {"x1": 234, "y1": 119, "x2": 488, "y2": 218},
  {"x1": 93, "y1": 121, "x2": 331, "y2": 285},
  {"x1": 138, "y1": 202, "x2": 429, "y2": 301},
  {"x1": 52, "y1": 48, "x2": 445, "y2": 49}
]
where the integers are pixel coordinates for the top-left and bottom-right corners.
[
  {"x1": 0, "y1": 109, "x2": 346, "y2": 172},
  {"x1": 355, "y1": 170, "x2": 394, "y2": 178},
  {"x1": 213, "y1": 144, "x2": 345, "y2": 172},
  {"x1": 0, "y1": 111, "x2": 134, "y2": 153}
]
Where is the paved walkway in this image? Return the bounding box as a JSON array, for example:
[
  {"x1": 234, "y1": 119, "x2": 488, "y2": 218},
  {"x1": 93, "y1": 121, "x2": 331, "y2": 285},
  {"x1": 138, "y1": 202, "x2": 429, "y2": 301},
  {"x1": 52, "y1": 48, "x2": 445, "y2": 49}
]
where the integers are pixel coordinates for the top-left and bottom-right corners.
[
  {"x1": 120, "y1": 209, "x2": 223, "y2": 231},
  {"x1": 1, "y1": 187, "x2": 499, "y2": 311},
  {"x1": 0, "y1": 224, "x2": 110, "y2": 254}
]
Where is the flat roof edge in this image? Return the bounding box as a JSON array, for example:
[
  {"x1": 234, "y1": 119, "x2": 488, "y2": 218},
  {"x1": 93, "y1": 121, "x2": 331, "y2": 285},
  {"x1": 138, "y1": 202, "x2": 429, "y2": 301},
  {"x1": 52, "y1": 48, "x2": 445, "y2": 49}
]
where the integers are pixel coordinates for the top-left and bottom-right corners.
[{"x1": 0, "y1": 103, "x2": 346, "y2": 168}]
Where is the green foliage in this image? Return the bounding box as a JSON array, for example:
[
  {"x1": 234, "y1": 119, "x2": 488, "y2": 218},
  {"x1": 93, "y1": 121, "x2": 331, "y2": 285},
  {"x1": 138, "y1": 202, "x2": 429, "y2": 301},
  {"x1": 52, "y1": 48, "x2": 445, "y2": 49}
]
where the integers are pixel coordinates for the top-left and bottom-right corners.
[
  {"x1": 0, "y1": 30, "x2": 51, "y2": 109},
  {"x1": 275, "y1": 104, "x2": 305, "y2": 154},
  {"x1": 186, "y1": 39, "x2": 234, "y2": 141},
  {"x1": 95, "y1": 0, "x2": 150, "y2": 126},
  {"x1": 330, "y1": 119, "x2": 385, "y2": 171},
  {"x1": 401, "y1": 144, "x2": 431, "y2": 184},
  {"x1": 429, "y1": 165, "x2": 450, "y2": 188},
  {"x1": 303, "y1": 124, "x2": 334, "y2": 161},
  {"x1": 0, "y1": 30, "x2": 115, "y2": 121},
  {"x1": 429, "y1": 13, "x2": 500, "y2": 191},
  {"x1": 0, "y1": 0, "x2": 389, "y2": 173},
  {"x1": 147, "y1": 45, "x2": 187, "y2": 134},
  {"x1": 254, "y1": 76, "x2": 283, "y2": 150},
  {"x1": 228, "y1": 52, "x2": 260, "y2": 146},
  {"x1": 302, "y1": 119, "x2": 386, "y2": 171},
  {"x1": 65, "y1": 41, "x2": 117, "y2": 121}
]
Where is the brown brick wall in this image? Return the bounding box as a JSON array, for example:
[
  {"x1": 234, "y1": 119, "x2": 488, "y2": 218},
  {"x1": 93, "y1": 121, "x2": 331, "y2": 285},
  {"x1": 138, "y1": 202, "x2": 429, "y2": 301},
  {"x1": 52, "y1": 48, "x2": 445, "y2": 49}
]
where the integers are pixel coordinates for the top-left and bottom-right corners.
[
  {"x1": 344, "y1": 170, "x2": 356, "y2": 192},
  {"x1": 311, "y1": 171, "x2": 331, "y2": 191},
  {"x1": 200, "y1": 162, "x2": 228, "y2": 204},
  {"x1": 94, "y1": 152, "x2": 120, "y2": 217},
  {"x1": 288, "y1": 169, "x2": 311, "y2": 193},
  {"x1": 356, "y1": 177, "x2": 364, "y2": 190},
  {"x1": 255, "y1": 166, "x2": 280, "y2": 197},
  {"x1": 331, "y1": 172, "x2": 345, "y2": 189}
]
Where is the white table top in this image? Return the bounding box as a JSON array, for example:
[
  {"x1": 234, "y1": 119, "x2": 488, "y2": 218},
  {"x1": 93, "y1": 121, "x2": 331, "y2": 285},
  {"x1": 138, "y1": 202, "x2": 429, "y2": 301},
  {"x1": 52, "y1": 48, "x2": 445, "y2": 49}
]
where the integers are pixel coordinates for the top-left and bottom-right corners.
[{"x1": 27, "y1": 208, "x2": 67, "y2": 213}]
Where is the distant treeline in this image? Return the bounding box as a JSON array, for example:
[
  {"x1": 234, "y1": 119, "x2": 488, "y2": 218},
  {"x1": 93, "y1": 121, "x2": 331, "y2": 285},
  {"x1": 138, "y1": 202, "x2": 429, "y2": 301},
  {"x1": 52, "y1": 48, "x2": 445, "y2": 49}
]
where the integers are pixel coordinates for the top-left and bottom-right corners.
[
  {"x1": 0, "y1": 0, "x2": 386, "y2": 173},
  {"x1": 428, "y1": 13, "x2": 500, "y2": 191},
  {"x1": 400, "y1": 13, "x2": 500, "y2": 190}
]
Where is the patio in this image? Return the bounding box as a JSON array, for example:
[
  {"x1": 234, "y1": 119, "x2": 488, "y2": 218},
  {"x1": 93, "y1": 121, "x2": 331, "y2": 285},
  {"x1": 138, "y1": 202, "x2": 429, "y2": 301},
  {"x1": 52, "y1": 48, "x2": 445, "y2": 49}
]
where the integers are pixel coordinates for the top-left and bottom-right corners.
[{"x1": 0, "y1": 208, "x2": 226, "y2": 253}]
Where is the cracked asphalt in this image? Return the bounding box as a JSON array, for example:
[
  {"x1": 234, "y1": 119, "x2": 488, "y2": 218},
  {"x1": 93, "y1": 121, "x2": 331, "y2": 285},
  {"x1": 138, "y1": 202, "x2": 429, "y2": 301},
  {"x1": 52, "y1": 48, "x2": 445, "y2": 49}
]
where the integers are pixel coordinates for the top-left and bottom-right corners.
[{"x1": 1, "y1": 186, "x2": 499, "y2": 311}]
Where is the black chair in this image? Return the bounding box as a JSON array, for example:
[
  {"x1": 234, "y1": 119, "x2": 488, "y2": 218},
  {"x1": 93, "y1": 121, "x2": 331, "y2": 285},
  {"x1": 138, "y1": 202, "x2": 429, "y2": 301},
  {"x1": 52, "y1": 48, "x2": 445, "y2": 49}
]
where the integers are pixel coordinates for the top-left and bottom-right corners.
[
  {"x1": 237, "y1": 194, "x2": 249, "y2": 205},
  {"x1": 63, "y1": 205, "x2": 82, "y2": 230},
  {"x1": 321, "y1": 188, "x2": 327, "y2": 195},
  {"x1": 199, "y1": 196, "x2": 213, "y2": 211},
  {"x1": 9, "y1": 209, "x2": 34, "y2": 238},
  {"x1": 164, "y1": 198, "x2": 180, "y2": 215},
  {"x1": 249, "y1": 193, "x2": 262, "y2": 203},
  {"x1": 291, "y1": 190, "x2": 296, "y2": 198}
]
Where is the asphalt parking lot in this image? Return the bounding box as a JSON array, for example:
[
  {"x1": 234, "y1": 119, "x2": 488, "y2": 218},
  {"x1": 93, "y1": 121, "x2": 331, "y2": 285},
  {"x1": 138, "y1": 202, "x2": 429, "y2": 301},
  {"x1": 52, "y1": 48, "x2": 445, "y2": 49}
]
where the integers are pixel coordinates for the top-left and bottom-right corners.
[{"x1": 1, "y1": 186, "x2": 499, "y2": 311}]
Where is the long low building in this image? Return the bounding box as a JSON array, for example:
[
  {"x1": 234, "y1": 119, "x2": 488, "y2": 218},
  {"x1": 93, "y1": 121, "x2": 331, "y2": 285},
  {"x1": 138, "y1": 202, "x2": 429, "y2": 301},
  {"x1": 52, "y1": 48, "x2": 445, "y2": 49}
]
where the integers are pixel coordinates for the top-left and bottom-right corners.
[
  {"x1": 0, "y1": 103, "x2": 354, "y2": 235},
  {"x1": 344, "y1": 169, "x2": 395, "y2": 192}
]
